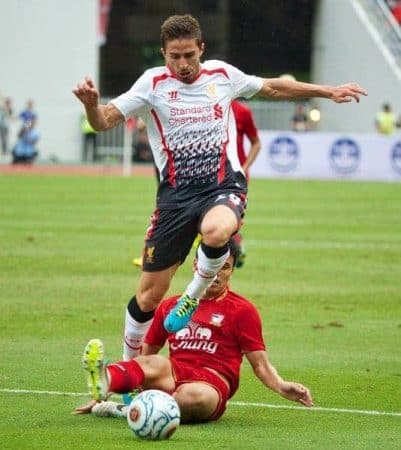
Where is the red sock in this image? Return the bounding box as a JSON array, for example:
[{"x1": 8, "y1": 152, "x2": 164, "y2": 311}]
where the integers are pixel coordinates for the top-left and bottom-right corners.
[{"x1": 106, "y1": 360, "x2": 145, "y2": 393}]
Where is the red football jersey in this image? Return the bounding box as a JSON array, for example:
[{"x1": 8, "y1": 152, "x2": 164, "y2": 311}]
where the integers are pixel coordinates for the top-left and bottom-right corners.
[
  {"x1": 231, "y1": 100, "x2": 259, "y2": 167},
  {"x1": 145, "y1": 289, "x2": 266, "y2": 397}
]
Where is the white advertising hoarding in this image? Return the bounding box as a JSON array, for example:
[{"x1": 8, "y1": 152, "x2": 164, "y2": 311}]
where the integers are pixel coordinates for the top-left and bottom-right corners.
[{"x1": 250, "y1": 131, "x2": 401, "y2": 182}]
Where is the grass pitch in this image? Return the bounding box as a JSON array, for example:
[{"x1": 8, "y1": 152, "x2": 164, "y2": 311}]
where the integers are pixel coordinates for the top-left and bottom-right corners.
[{"x1": 0, "y1": 173, "x2": 400, "y2": 449}]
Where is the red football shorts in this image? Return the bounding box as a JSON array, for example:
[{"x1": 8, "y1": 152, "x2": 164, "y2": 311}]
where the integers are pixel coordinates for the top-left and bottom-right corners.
[{"x1": 171, "y1": 360, "x2": 230, "y2": 421}]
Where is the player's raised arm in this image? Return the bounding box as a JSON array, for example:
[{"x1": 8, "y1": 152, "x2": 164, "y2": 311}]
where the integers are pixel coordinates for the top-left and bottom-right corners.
[
  {"x1": 245, "y1": 350, "x2": 314, "y2": 407},
  {"x1": 258, "y1": 78, "x2": 367, "y2": 104},
  {"x1": 73, "y1": 76, "x2": 125, "y2": 131}
]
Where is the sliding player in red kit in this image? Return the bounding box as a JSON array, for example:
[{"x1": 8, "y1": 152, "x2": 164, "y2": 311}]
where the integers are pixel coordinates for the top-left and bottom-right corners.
[{"x1": 76, "y1": 239, "x2": 313, "y2": 423}]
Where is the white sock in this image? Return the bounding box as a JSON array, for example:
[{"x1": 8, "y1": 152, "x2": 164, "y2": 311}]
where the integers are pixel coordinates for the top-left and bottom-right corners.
[
  {"x1": 122, "y1": 309, "x2": 153, "y2": 360},
  {"x1": 185, "y1": 245, "x2": 230, "y2": 299}
]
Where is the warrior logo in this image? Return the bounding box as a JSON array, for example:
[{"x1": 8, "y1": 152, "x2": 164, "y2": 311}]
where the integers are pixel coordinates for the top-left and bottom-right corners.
[{"x1": 168, "y1": 90, "x2": 179, "y2": 102}]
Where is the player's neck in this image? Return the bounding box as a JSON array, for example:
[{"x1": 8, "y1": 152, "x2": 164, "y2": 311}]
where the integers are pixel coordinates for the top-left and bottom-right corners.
[{"x1": 202, "y1": 286, "x2": 229, "y2": 302}]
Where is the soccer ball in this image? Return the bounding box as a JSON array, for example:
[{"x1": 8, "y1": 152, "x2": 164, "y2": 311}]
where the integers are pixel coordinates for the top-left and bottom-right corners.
[{"x1": 127, "y1": 390, "x2": 181, "y2": 440}]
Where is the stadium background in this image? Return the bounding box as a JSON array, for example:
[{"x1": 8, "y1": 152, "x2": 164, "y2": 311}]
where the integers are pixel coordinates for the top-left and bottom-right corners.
[{"x1": 1, "y1": 0, "x2": 401, "y2": 167}]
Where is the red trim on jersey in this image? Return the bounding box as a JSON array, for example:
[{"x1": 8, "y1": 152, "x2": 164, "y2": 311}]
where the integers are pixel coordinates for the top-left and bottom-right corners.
[
  {"x1": 192, "y1": 67, "x2": 229, "y2": 83},
  {"x1": 217, "y1": 138, "x2": 229, "y2": 183},
  {"x1": 145, "y1": 208, "x2": 160, "y2": 240},
  {"x1": 154, "y1": 66, "x2": 229, "y2": 87},
  {"x1": 152, "y1": 73, "x2": 172, "y2": 90},
  {"x1": 150, "y1": 109, "x2": 176, "y2": 187},
  {"x1": 199, "y1": 68, "x2": 229, "y2": 78},
  {"x1": 166, "y1": 64, "x2": 178, "y2": 79}
]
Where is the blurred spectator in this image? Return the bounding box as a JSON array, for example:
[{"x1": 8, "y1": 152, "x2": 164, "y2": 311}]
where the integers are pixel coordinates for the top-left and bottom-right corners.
[
  {"x1": 291, "y1": 103, "x2": 310, "y2": 132},
  {"x1": 12, "y1": 121, "x2": 40, "y2": 164},
  {"x1": 231, "y1": 100, "x2": 261, "y2": 178},
  {"x1": 132, "y1": 117, "x2": 153, "y2": 163},
  {"x1": 81, "y1": 114, "x2": 98, "y2": 162},
  {"x1": 231, "y1": 100, "x2": 261, "y2": 268},
  {"x1": 19, "y1": 100, "x2": 37, "y2": 127},
  {"x1": 375, "y1": 103, "x2": 396, "y2": 135},
  {"x1": 0, "y1": 97, "x2": 13, "y2": 154}
]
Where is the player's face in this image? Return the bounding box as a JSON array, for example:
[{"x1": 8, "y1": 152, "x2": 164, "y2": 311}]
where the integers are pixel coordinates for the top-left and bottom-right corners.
[
  {"x1": 203, "y1": 255, "x2": 234, "y2": 298},
  {"x1": 161, "y1": 39, "x2": 204, "y2": 84}
]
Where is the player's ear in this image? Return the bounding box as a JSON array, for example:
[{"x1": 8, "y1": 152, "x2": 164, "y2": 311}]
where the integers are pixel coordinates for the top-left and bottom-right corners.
[
  {"x1": 160, "y1": 47, "x2": 166, "y2": 58},
  {"x1": 199, "y1": 42, "x2": 205, "y2": 57}
]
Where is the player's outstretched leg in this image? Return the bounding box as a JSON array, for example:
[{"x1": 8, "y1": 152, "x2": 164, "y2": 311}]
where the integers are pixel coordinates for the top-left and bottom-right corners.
[
  {"x1": 163, "y1": 295, "x2": 199, "y2": 333},
  {"x1": 164, "y1": 241, "x2": 229, "y2": 333},
  {"x1": 92, "y1": 401, "x2": 129, "y2": 418},
  {"x1": 82, "y1": 338, "x2": 109, "y2": 401}
]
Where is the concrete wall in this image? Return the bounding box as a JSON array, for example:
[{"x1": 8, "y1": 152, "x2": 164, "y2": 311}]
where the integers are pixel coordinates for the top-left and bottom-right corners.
[
  {"x1": 0, "y1": 0, "x2": 98, "y2": 161},
  {"x1": 311, "y1": 0, "x2": 401, "y2": 132}
]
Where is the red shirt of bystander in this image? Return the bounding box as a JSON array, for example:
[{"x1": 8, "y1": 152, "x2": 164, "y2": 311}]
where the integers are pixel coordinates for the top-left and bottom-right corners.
[{"x1": 231, "y1": 100, "x2": 259, "y2": 167}]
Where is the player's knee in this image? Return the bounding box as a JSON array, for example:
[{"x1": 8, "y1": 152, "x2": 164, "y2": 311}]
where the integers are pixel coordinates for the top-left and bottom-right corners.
[
  {"x1": 136, "y1": 291, "x2": 162, "y2": 311},
  {"x1": 201, "y1": 224, "x2": 232, "y2": 247},
  {"x1": 136, "y1": 355, "x2": 167, "y2": 378},
  {"x1": 137, "y1": 283, "x2": 169, "y2": 310},
  {"x1": 173, "y1": 385, "x2": 217, "y2": 423}
]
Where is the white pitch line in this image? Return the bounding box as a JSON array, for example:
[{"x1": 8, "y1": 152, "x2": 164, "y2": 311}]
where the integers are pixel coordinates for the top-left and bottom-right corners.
[
  {"x1": 246, "y1": 239, "x2": 401, "y2": 250},
  {"x1": 1, "y1": 388, "x2": 400, "y2": 418},
  {"x1": 0, "y1": 388, "x2": 86, "y2": 397},
  {"x1": 229, "y1": 401, "x2": 401, "y2": 418}
]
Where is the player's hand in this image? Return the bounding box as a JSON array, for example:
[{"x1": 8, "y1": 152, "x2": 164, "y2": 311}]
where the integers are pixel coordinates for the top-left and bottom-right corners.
[
  {"x1": 73, "y1": 76, "x2": 99, "y2": 108},
  {"x1": 330, "y1": 83, "x2": 367, "y2": 103},
  {"x1": 278, "y1": 381, "x2": 314, "y2": 407},
  {"x1": 73, "y1": 399, "x2": 98, "y2": 415}
]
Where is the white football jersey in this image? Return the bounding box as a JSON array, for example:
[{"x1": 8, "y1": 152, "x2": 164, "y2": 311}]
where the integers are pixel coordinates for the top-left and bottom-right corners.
[{"x1": 111, "y1": 60, "x2": 263, "y2": 207}]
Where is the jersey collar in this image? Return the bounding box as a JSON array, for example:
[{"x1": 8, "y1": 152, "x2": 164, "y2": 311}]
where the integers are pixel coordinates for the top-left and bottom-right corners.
[
  {"x1": 166, "y1": 63, "x2": 204, "y2": 84},
  {"x1": 202, "y1": 286, "x2": 229, "y2": 302}
]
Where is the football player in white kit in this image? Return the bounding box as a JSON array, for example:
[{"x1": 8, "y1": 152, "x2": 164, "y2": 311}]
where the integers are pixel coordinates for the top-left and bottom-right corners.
[{"x1": 73, "y1": 14, "x2": 367, "y2": 360}]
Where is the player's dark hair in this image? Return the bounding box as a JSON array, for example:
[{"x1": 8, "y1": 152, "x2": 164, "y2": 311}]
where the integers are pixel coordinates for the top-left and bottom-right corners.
[{"x1": 160, "y1": 14, "x2": 203, "y2": 49}]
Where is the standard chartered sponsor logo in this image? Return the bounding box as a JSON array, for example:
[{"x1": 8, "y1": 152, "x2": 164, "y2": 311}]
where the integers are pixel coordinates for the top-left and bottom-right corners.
[
  {"x1": 168, "y1": 104, "x2": 221, "y2": 126},
  {"x1": 170, "y1": 105, "x2": 212, "y2": 116},
  {"x1": 169, "y1": 115, "x2": 213, "y2": 126}
]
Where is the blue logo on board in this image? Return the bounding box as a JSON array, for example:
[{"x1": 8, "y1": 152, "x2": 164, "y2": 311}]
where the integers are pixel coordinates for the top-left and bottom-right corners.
[
  {"x1": 391, "y1": 141, "x2": 401, "y2": 175},
  {"x1": 268, "y1": 136, "x2": 299, "y2": 172},
  {"x1": 329, "y1": 138, "x2": 360, "y2": 174}
]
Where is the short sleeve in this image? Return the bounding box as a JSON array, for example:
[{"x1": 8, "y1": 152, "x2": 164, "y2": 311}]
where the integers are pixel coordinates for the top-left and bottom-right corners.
[
  {"x1": 223, "y1": 62, "x2": 263, "y2": 99},
  {"x1": 235, "y1": 303, "x2": 266, "y2": 353},
  {"x1": 110, "y1": 71, "x2": 152, "y2": 120}
]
